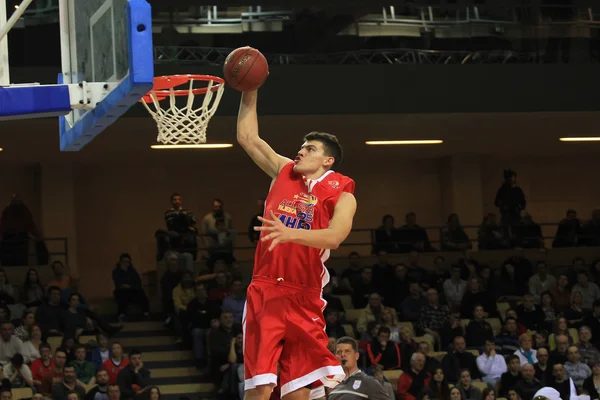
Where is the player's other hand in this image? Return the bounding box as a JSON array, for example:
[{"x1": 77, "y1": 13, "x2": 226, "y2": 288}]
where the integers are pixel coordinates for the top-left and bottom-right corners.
[{"x1": 255, "y1": 211, "x2": 293, "y2": 251}]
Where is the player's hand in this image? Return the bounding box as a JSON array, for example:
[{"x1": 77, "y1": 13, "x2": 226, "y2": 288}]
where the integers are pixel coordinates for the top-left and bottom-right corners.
[{"x1": 255, "y1": 211, "x2": 293, "y2": 251}]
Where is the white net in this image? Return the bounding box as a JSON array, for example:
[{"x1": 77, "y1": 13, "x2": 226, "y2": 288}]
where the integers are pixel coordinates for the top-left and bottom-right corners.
[{"x1": 141, "y1": 77, "x2": 225, "y2": 145}]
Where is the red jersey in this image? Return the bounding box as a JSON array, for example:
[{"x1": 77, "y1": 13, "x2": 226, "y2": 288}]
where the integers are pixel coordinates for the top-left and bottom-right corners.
[
  {"x1": 253, "y1": 162, "x2": 355, "y2": 289},
  {"x1": 102, "y1": 357, "x2": 130, "y2": 384}
]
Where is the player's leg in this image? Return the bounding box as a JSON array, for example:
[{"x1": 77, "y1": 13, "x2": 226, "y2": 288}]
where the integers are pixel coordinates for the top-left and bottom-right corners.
[
  {"x1": 243, "y1": 283, "x2": 287, "y2": 400},
  {"x1": 278, "y1": 294, "x2": 344, "y2": 399}
]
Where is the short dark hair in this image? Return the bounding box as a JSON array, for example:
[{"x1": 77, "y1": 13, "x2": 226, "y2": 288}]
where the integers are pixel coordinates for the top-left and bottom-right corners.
[
  {"x1": 75, "y1": 344, "x2": 86, "y2": 352},
  {"x1": 213, "y1": 198, "x2": 223, "y2": 205},
  {"x1": 39, "y1": 342, "x2": 51, "y2": 351},
  {"x1": 63, "y1": 365, "x2": 75, "y2": 372},
  {"x1": 170, "y1": 192, "x2": 180, "y2": 201},
  {"x1": 129, "y1": 348, "x2": 142, "y2": 357},
  {"x1": 303, "y1": 131, "x2": 343, "y2": 169},
  {"x1": 506, "y1": 354, "x2": 520, "y2": 364},
  {"x1": 378, "y1": 326, "x2": 391, "y2": 336},
  {"x1": 336, "y1": 336, "x2": 358, "y2": 352}
]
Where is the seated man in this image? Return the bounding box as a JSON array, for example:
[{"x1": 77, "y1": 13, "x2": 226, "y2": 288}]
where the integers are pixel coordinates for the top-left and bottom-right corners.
[
  {"x1": 366, "y1": 327, "x2": 401, "y2": 370},
  {"x1": 514, "y1": 364, "x2": 542, "y2": 400},
  {"x1": 441, "y1": 336, "x2": 480, "y2": 384},
  {"x1": 156, "y1": 193, "x2": 198, "y2": 260},
  {"x1": 40, "y1": 348, "x2": 67, "y2": 397},
  {"x1": 476, "y1": 340, "x2": 507, "y2": 386},
  {"x1": 397, "y1": 352, "x2": 431, "y2": 400},
  {"x1": 51, "y1": 364, "x2": 86, "y2": 400},
  {"x1": 69, "y1": 344, "x2": 96, "y2": 385},
  {"x1": 0, "y1": 322, "x2": 28, "y2": 364},
  {"x1": 116, "y1": 349, "x2": 151, "y2": 400},
  {"x1": 85, "y1": 369, "x2": 110, "y2": 400},
  {"x1": 418, "y1": 289, "x2": 450, "y2": 351},
  {"x1": 112, "y1": 253, "x2": 150, "y2": 321}
]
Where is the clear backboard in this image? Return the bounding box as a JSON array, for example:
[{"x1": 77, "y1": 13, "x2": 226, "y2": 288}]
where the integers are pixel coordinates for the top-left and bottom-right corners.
[{"x1": 0, "y1": 0, "x2": 153, "y2": 151}]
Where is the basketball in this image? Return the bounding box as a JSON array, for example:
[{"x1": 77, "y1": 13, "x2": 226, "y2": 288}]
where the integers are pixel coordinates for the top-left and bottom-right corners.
[{"x1": 223, "y1": 47, "x2": 269, "y2": 92}]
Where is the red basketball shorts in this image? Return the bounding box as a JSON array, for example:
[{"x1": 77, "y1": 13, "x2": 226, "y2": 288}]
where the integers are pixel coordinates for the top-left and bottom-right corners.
[{"x1": 242, "y1": 276, "x2": 344, "y2": 397}]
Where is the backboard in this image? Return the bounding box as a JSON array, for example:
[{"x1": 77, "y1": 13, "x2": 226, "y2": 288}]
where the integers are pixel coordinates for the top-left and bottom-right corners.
[
  {"x1": 58, "y1": 0, "x2": 153, "y2": 151},
  {"x1": 0, "y1": 0, "x2": 153, "y2": 151}
]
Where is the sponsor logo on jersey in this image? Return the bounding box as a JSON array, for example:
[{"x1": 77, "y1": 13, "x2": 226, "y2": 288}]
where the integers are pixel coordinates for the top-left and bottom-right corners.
[
  {"x1": 328, "y1": 180, "x2": 340, "y2": 189},
  {"x1": 353, "y1": 380, "x2": 362, "y2": 389},
  {"x1": 277, "y1": 192, "x2": 317, "y2": 230}
]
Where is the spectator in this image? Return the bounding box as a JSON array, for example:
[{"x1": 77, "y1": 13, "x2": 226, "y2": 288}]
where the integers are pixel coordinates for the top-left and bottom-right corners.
[
  {"x1": 550, "y1": 274, "x2": 572, "y2": 314},
  {"x1": 578, "y1": 326, "x2": 600, "y2": 367},
  {"x1": 351, "y1": 267, "x2": 375, "y2": 309},
  {"x1": 494, "y1": 169, "x2": 526, "y2": 239},
  {"x1": 84, "y1": 369, "x2": 110, "y2": 400},
  {"x1": 159, "y1": 193, "x2": 198, "y2": 260},
  {"x1": 202, "y1": 198, "x2": 233, "y2": 234},
  {"x1": 582, "y1": 362, "x2": 600, "y2": 400},
  {"x1": 429, "y1": 368, "x2": 451, "y2": 400},
  {"x1": 0, "y1": 269, "x2": 15, "y2": 304},
  {"x1": 443, "y1": 265, "x2": 467, "y2": 312},
  {"x1": 498, "y1": 355, "x2": 522, "y2": 397},
  {"x1": 516, "y1": 294, "x2": 545, "y2": 331},
  {"x1": 62, "y1": 293, "x2": 93, "y2": 340},
  {"x1": 456, "y1": 369, "x2": 482, "y2": 400},
  {"x1": 549, "y1": 334, "x2": 569, "y2": 370},
  {"x1": 396, "y1": 212, "x2": 434, "y2": 253},
  {"x1": 534, "y1": 347, "x2": 551, "y2": 385},
  {"x1": 564, "y1": 290, "x2": 587, "y2": 329},
  {"x1": 514, "y1": 213, "x2": 544, "y2": 249},
  {"x1": 418, "y1": 289, "x2": 450, "y2": 351},
  {"x1": 513, "y1": 364, "x2": 542, "y2": 400},
  {"x1": 322, "y1": 284, "x2": 345, "y2": 319},
  {"x1": 581, "y1": 210, "x2": 600, "y2": 247},
  {"x1": 338, "y1": 252, "x2": 363, "y2": 295},
  {"x1": 47, "y1": 261, "x2": 76, "y2": 291},
  {"x1": 384, "y1": 264, "x2": 410, "y2": 311},
  {"x1": 173, "y1": 271, "x2": 195, "y2": 344},
  {"x1": 373, "y1": 215, "x2": 400, "y2": 254},
  {"x1": 591, "y1": 259, "x2": 600, "y2": 285},
  {"x1": 51, "y1": 365, "x2": 86, "y2": 400},
  {"x1": 498, "y1": 264, "x2": 519, "y2": 297},
  {"x1": 441, "y1": 336, "x2": 480, "y2": 384},
  {"x1": 102, "y1": 342, "x2": 129, "y2": 385},
  {"x1": 476, "y1": 340, "x2": 507, "y2": 386},
  {"x1": 160, "y1": 251, "x2": 183, "y2": 326},
  {"x1": 222, "y1": 279, "x2": 246, "y2": 325},
  {"x1": 205, "y1": 218, "x2": 236, "y2": 268},
  {"x1": 325, "y1": 309, "x2": 346, "y2": 340},
  {"x1": 504, "y1": 248, "x2": 534, "y2": 295},
  {"x1": 112, "y1": 253, "x2": 150, "y2": 321},
  {"x1": 371, "y1": 251, "x2": 394, "y2": 290},
  {"x1": 108, "y1": 385, "x2": 120, "y2": 400},
  {"x1": 397, "y1": 352, "x2": 431, "y2": 400},
  {"x1": 30, "y1": 342, "x2": 54, "y2": 387},
  {"x1": 0, "y1": 195, "x2": 41, "y2": 267},
  {"x1": 21, "y1": 268, "x2": 44, "y2": 307},
  {"x1": 572, "y1": 270, "x2": 600, "y2": 310},
  {"x1": 3, "y1": 353, "x2": 33, "y2": 388},
  {"x1": 22, "y1": 324, "x2": 42, "y2": 362},
  {"x1": 441, "y1": 214, "x2": 472, "y2": 252},
  {"x1": 398, "y1": 327, "x2": 419, "y2": 370},
  {"x1": 247, "y1": 199, "x2": 264, "y2": 244},
  {"x1": 116, "y1": 349, "x2": 151, "y2": 400},
  {"x1": 564, "y1": 345, "x2": 591, "y2": 386},
  {"x1": 356, "y1": 293, "x2": 394, "y2": 336},
  {"x1": 401, "y1": 283, "x2": 428, "y2": 323},
  {"x1": 406, "y1": 252, "x2": 429, "y2": 285},
  {"x1": 208, "y1": 312, "x2": 236, "y2": 390},
  {"x1": 13, "y1": 311, "x2": 35, "y2": 342},
  {"x1": 583, "y1": 300, "x2": 600, "y2": 347},
  {"x1": 553, "y1": 209, "x2": 581, "y2": 248},
  {"x1": 466, "y1": 305, "x2": 495, "y2": 348},
  {"x1": 372, "y1": 364, "x2": 396, "y2": 400},
  {"x1": 478, "y1": 213, "x2": 505, "y2": 250},
  {"x1": 540, "y1": 291, "x2": 557, "y2": 332},
  {"x1": 548, "y1": 317, "x2": 575, "y2": 350},
  {"x1": 187, "y1": 284, "x2": 220, "y2": 368},
  {"x1": 366, "y1": 326, "x2": 401, "y2": 370},
  {"x1": 40, "y1": 348, "x2": 67, "y2": 396},
  {"x1": 70, "y1": 344, "x2": 95, "y2": 385},
  {"x1": 36, "y1": 286, "x2": 65, "y2": 338},
  {"x1": 90, "y1": 333, "x2": 111, "y2": 371},
  {"x1": 208, "y1": 272, "x2": 231, "y2": 302},
  {"x1": 529, "y1": 262, "x2": 556, "y2": 303},
  {"x1": 514, "y1": 334, "x2": 538, "y2": 367},
  {"x1": 548, "y1": 364, "x2": 575, "y2": 400},
  {"x1": 416, "y1": 341, "x2": 441, "y2": 375},
  {"x1": 460, "y1": 278, "x2": 497, "y2": 319},
  {"x1": 0, "y1": 322, "x2": 27, "y2": 364}
]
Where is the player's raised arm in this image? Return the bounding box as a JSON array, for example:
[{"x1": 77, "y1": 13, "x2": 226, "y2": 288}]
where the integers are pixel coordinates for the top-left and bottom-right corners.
[{"x1": 237, "y1": 91, "x2": 291, "y2": 179}]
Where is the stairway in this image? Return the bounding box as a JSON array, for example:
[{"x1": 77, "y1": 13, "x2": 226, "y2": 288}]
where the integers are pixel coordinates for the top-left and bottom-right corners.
[{"x1": 115, "y1": 319, "x2": 214, "y2": 400}]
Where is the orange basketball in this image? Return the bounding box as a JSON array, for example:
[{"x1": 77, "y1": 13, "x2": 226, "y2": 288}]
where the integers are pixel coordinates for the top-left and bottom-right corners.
[{"x1": 223, "y1": 47, "x2": 269, "y2": 92}]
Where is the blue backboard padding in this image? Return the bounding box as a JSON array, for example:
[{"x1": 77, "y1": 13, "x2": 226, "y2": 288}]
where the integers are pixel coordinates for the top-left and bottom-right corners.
[
  {"x1": 0, "y1": 85, "x2": 71, "y2": 119},
  {"x1": 59, "y1": 0, "x2": 154, "y2": 151}
]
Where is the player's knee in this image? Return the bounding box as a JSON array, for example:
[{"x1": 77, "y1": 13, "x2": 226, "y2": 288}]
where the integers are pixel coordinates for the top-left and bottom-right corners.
[
  {"x1": 244, "y1": 384, "x2": 275, "y2": 400},
  {"x1": 281, "y1": 387, "x2": 310, "y2": 400}
]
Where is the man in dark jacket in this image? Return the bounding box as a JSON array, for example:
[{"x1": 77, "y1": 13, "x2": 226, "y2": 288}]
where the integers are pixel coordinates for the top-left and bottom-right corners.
[
  {"x1": 112, "y1": 254, "x2": 150, "y2": 321},
  {"x1": 495, "y1": 169, "x2": 526, "y2": 239},
  {"x1": 116, "y1": 349, "x2": 151, "y2": 400},
  {"x1": 441, "y1": 336, "x2": 480, "y2": 384}
]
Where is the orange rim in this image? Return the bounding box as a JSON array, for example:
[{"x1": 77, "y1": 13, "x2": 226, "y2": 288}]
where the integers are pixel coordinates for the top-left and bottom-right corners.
[{"x1": 141, "y1": 74, "x2": 225, "y2": 103}]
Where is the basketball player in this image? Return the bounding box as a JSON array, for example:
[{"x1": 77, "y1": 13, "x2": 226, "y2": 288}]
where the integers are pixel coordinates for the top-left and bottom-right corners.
[{"x1": 237, "y1": 89, "x2": 357, "y2": 400}]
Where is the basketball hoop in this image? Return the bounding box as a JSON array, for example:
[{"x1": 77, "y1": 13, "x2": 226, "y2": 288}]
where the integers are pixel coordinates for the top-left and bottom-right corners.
[{"x1": 140, "y1": 74, "x2": 225, "y2": 145}]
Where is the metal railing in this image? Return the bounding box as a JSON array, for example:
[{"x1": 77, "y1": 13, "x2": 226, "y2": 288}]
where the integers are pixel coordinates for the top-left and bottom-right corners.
[
  {"x1": 154, "y1": 46, "x2": 572, "y2": 65},
  {"x1": 0, "y1": 236, "x2": 67, "y2": 267}
]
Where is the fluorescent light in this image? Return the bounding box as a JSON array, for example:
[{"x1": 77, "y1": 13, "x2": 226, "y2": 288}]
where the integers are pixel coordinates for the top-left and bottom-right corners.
[
  {"x1": 560, "y1": 137, "x2": 600, "y2": 142},
  {"x1": 151, "y1": 144, "x2": 233, "y2": 149},
  {"x1": 365, "y1": 140, "x2": 443, "y2": 145},
  {"x1": 14, "y1": 5, "x2": 18, "y2": 9}
]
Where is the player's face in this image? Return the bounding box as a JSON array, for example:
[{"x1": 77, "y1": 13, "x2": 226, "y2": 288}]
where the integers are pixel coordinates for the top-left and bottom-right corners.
[
  {"x1": 335, "y1": 343, "x2": 358, "y2": 369},
  {"x1": 293, "y1": 140, "x2": 333, "y2": 175}
]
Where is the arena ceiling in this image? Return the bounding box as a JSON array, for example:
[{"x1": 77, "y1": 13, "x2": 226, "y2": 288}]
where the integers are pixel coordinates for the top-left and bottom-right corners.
[{"x1": 1, "y1": 111, "x2": 600, "y2": 164}]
